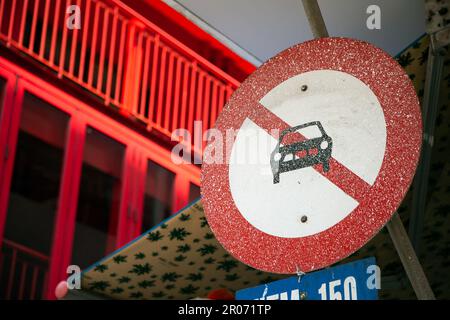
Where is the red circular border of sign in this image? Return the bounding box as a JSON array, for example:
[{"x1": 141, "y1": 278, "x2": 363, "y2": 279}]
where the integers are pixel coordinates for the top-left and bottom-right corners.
[{"x1": 201, "y1": 38, "x2": 422, "y2": 274}]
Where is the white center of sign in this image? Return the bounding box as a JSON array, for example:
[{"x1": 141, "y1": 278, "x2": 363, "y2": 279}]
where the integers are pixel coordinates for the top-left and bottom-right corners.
[{"x1": 229, "y1": 70, "x2": 387, "y2": 238}]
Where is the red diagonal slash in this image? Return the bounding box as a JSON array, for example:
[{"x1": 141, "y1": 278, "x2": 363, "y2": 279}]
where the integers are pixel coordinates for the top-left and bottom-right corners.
[{"x1": 248, "y1": 102, "x2": 372, "y2": 203}]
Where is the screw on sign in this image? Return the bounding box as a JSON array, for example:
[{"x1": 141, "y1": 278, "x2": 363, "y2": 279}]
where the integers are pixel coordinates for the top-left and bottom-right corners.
[{"x1": 201, "y1": 38, "x2": 422, "y2": 274}]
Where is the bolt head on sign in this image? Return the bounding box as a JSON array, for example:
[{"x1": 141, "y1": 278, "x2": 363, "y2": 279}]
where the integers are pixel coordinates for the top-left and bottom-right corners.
[{"x1": 201, "y1": 38, "x2": 422, "y2": 274}]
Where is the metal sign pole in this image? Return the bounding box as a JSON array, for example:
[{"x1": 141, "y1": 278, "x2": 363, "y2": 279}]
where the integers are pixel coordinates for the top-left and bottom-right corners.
[
  {"x1": 301, "y1": 0, "x2": 329, "y2": 38},
  {"x1": 386, "y1": 213, "x2": 435, "y2": 299},
  {"x1": 300, "y1": 0, "x2": 435, "y2": 300}
]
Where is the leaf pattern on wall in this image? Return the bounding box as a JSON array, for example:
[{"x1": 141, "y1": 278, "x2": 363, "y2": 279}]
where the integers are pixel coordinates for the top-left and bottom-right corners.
[{"x1": 81, "y1": 200, "x2": 285, "y2": 299}]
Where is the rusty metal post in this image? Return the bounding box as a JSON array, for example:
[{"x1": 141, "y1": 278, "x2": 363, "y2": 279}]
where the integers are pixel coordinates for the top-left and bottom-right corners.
[
  {"x1": 387, "y1": 213, "x2": 435, "y2": 299},
  {"x1": 301, "y1": 0, "x2": 329, "y2": 38},
  {"x1": 300, "y1": 0, "x2": 435, "y2": 300}
]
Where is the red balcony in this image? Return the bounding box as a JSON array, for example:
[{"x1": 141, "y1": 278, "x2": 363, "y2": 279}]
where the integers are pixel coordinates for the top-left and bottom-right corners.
[{"x1": 0, "y1": 0, "x2": 239, "y2": 155}]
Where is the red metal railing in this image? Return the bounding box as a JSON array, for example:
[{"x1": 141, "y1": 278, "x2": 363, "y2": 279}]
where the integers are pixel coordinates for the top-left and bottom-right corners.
[
  {"x1": 0, "y1": 239, "x2": 49, "y2": 300},
  {"x1": 0, "y1": 0, "x2": 237, "y2": 152}
]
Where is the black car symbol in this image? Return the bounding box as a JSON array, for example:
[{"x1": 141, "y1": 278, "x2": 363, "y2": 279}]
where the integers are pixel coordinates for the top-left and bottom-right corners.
[{"x1": 270, "y1": 121, "x2": 332, "y2": 184}]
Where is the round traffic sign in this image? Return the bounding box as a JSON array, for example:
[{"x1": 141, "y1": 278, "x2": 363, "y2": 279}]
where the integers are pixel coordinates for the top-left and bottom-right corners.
[{"x1": 201, "y1": 38, "x2": 422, "y2": 274}]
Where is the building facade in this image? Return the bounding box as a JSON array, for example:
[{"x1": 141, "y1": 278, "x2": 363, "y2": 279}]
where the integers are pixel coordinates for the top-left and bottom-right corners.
[{"x1": 0, "y1": 0, "x2": 253, "y2": 299}]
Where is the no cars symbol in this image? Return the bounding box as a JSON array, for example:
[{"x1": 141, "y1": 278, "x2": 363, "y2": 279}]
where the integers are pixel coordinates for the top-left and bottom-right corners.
[{"x1": 201, "y1": 38, "x2": 422, "y2": 274}]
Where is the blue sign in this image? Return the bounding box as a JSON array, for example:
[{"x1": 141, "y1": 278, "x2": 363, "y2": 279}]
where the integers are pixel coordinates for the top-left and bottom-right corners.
[{"x1": 236, "y1": 257, "x2": 379, "y2": 300}]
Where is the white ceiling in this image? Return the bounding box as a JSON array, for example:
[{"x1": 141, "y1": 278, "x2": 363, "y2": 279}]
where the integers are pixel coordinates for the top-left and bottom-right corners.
[{"x1": 172, "y1": 0, "x2": 426, "y2": 65}]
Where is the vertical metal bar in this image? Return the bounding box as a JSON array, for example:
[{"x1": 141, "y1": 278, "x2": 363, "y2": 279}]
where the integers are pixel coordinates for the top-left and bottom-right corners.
[
  {"x1": 179, "y1": 61, "x2": 189, "y2": 130},
  {"x1": 202, "y1": 76, "x2": 211, "y2": 141},
  {"x1": 120, "y1": 22, "x2": 136, "y2": 114},
  {"x1": 209, "y1": 80, "x2": 219, "y2": 128},
  {"x1": 140, "y1": 35, "x2": 151, "y2": 117},
  {"x1": 49, "y1": 0, "x2": 61, "y2": 65},
  {"x1": 78, "y1": 0, "x2": 91, "y2": 81},
  {"x1": 114, "y1": 19, "x2": 127, "y2": 105},
  {"x1": 6, "y1": 249, "x2": 17, "y2": 299},
  {"x1": 18, "y1": 262, "x2": 27, "y2": 300},
  {"x1": 187, "y1": 62, "x2": 197, "y2": 134},
  {"x1": 156, "y1": 46, "x2": 167, "y2": 126},
  {"x1": 87, "y1": 2, "x2": 100, "y2": 87},
  {"x1": 39, "y1": 0, "x2": 50, "y2": 58},
  {"x1": 148, "y1": 34, "x2": 160, "y2": 125},
  {"x1": 217, "y1": 84, "x2": 225, "y2": 117},
  {"x1": 96, "y1": 6, "x2": 110, "y2": 93},
  {"x1": 127, "y1": 29, "x2": 144, "y2": 115},
  {"x1": 46, "y1": 117, "x2": 86, "y2": 300},
  {"x1": 28, "y1": 0, "x2": 40, "y2": 52},
  {"x1": 193, "y1": 71, "x2": 204, "y2": 137},
  {"x1": 171, "y1": 57, "x2": 182, "y2": 132},
  {"x1": 6, "y1": 0, "x2": 17, "y2": 46},
  {"x1": 131, "y1": 30, "x2": 143, "y2": 115},
  {"x1": 195, "y1": 72, "x2": 204, "y2": 123},
  {"x1": 105, "y1": 7, "x2": 119, "y2": 105},
  {"x1": 18, "y1": 0, "x2": 29, "y2": 47},
  {"x1": 58, "y1": 0, "x2": 71, "y2": 77},
  {"x1": 164, "y1": 51, "x2": 176, "y2": 131},
  {"x1": 68, "y1": 0, "x2": 81, "y2": 75}
]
